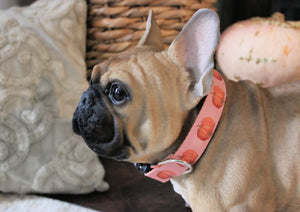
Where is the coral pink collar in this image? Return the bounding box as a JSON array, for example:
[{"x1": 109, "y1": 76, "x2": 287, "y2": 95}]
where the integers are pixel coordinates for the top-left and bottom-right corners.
[{"x1": 143, "y1": 70, "x2": 226, "y2": 183}]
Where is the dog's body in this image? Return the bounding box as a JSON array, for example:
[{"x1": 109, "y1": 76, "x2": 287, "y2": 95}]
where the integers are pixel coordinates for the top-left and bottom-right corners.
[
  {"x1": 72, "y1": 9, "x2": 300, "y2": 211},
  {"x1": 171, "y1": 78, "x2": 300, "y2": 211}
]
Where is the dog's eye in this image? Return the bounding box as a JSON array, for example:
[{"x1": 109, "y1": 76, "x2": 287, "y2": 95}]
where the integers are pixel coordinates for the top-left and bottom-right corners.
[{"x1": 108, "y1": 82, "x2": 130, "y2": 105}]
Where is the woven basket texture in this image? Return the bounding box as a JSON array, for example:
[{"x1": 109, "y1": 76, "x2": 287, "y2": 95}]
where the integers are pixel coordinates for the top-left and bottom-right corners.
[{"x1": 86, "y1": 0, "x2": 217, "y2": 79}]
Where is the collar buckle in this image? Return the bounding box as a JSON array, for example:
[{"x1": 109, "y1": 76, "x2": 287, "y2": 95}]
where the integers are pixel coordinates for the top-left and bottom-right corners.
[{"x1": 158, "y1": 159, "x2": 193, "y2": 175}]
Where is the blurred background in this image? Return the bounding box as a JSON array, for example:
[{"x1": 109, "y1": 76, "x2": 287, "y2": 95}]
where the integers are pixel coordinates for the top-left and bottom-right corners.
[
  {"x1": 2, "y1": 0, "x2": 299, "y2": 32},
  {"x1": 217, "y1": 0, "x2": 300, "y2": 31}
]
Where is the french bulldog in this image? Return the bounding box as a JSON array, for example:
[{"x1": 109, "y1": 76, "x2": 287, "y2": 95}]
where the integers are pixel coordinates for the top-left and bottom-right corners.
[{"x1": 72, "y1": 9, "x2": 300, "y2": 212}]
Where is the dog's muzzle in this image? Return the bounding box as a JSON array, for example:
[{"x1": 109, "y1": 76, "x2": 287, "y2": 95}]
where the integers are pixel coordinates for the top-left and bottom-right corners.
[{"x1": 72, "y1": 85, "x2": 129, "y2": 160}]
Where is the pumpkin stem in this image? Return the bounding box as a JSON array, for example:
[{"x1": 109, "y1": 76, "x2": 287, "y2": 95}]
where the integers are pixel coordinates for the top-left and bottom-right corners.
[{"x1": 271, "y1": 12, "x2": 285, "y2": 22}]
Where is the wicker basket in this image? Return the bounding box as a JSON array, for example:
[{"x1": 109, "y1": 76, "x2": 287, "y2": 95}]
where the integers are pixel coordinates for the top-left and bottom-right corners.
[{"x1": 86, "y1": 0, "x2": 217, "y2": 79}]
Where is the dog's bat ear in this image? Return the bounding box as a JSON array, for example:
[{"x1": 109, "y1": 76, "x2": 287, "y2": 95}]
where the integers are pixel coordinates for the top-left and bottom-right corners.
[
  {"x1": 138, "y1": 10, "x2": 164, "y2": 50},
  {"x1": 167, "y1": 9, "x2": 220, "y2": 108}
]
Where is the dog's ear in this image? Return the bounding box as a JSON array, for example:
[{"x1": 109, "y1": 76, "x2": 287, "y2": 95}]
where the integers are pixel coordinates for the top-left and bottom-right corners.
[
  {"x1": 138, "y1": 10, "x2": 164, "y2": 50},
  {"x1": 168, "y1": 9, "x2": 220, "y2": 108}
]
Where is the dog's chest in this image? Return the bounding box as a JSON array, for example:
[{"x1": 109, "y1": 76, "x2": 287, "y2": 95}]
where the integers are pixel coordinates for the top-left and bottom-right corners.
[{"x1": 170, "y1": 179, "x2": 189, "y2": 204}]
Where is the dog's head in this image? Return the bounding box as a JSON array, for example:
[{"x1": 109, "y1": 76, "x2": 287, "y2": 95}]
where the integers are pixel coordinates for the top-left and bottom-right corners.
[{"x1": 72, "y1": 9, "x2": 220, "y2": 163}]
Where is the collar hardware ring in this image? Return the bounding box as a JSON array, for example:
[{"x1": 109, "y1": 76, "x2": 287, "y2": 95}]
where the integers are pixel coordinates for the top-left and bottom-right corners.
[{"x1": 157, "y1": 159, "x2": 193, "y2": 175}]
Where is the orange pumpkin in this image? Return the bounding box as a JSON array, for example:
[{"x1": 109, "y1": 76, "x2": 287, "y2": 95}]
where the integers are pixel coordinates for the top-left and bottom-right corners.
[
  {"x1": 212, "y1": 86, "x2": 225, "y2": 108},
  {"x1": 197, "y1": 117, "x2": 215, "y2": 141},
  {"x1": 157, "y1": 170, "x2": 176, "y2": 179},
  {"x1": 181, "y1": 149, "x2": 198, "y2": 163}
]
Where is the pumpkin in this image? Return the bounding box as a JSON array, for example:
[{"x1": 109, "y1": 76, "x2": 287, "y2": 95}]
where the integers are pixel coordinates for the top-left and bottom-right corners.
[
  {"x1": 212, "y1": 86, "x2": 225, "y2": 108},
  {"x1": 216, "y1": 13, "x2": 300, "y2": 87},
  {"x1": 181, "y1": 149, "x2": 198, "y2": 164},
  {"x1": 197, "y1": 117, "x2": 215, "y2": 141},
  {"x1": 157, "y1": 170, "x2": 176, "y2": 179}
]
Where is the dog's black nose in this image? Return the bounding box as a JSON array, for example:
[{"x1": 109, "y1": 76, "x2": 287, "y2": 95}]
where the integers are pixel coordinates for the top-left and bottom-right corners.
[
  {"x1": 78, "y1": 86, "x2": 99, "y2": 108},
  {"x1": 72, "y1": 87, "x2": 98, "y2": 136},
  {"x1": 72, "y1": 86, "x2": 114, "y2": 144},
  {"x1": 72, "y1": 115, "x2": 81, "y2": 135}
]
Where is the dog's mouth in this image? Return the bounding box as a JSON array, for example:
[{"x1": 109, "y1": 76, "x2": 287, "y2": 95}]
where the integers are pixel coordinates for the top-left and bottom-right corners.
[
  {"x1": 103, "y1": 133, "x2": 133, "y2": 160},
  {"x1": 87, "y1": 124, "x2": 133, "y2": 161}
]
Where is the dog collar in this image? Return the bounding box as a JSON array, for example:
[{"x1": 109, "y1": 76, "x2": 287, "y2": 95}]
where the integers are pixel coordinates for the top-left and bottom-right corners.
[{"x1": 136, "y1": 70, "x2": 226, "y2": 183}]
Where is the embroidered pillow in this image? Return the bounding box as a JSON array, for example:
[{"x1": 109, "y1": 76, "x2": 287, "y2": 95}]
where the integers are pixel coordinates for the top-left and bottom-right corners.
[{"x1": 0, "y1": 0, "x2": 109, "y2": 193}]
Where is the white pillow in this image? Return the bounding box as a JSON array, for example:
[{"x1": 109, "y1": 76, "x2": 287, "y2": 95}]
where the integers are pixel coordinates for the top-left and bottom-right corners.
[
  {"x1": 0, "y1": 0, "x2": 109, "y2": 193},
  {"x1": 0, "y1": 194, "x2": 98, "y2": 212}
]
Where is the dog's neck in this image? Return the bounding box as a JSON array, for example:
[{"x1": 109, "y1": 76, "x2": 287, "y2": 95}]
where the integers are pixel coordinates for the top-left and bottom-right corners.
[
  {"x1": 135, "y1": 70, "x2": 227, "y2": 182},
  {"x1": 154, "y1": 97, "x2": 207, "y2": 164},
  {"x1": 134, "y1": 96, "x2": 206, "y2": 174},
  {"x1": 134, "y1": 97, "x2": 206, "y2": 174}
]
